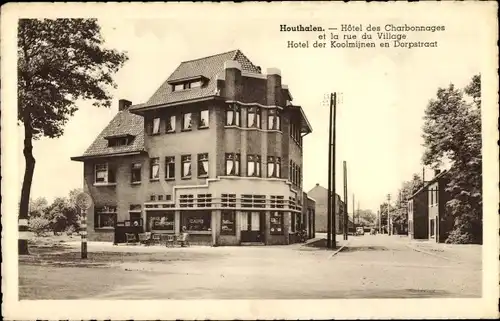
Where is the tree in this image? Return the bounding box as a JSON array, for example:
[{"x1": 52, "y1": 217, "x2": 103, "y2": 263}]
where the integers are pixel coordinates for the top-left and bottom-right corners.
[
  {"x1": 28, "y1": 197, "x2": 49, "y2": 218},
  {"x1": 357, "y1": 209, "x2": 377, "y2": 226},
  {"x1": 18, "y1": 19, "x2": 128, "y2": 253},
  {"x1": 421, "y1": 75, "x2": 482, "y2": 244},
  {"x1": 392, "y1": 174, "x2": 424, "y2": 234},
  {"x1": 46, "y1": 197, "x2": 79, "y2": 233}
]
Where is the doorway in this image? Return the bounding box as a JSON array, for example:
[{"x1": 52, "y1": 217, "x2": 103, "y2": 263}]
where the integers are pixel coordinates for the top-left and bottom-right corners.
[{"x1": 240, "y1": 211, "x2": 264, "y2": 243}]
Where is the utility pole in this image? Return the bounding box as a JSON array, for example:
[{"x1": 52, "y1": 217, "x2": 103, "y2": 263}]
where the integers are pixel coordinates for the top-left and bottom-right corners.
[
  {"x1": 329, "y1": 92, "x2": 337, "y2": 249},
  {"x1": 377, "y1": 210, "x2": 381, "y2": 233},
  {"x1": 343, "y1": 161, "x2": 348, "y2": 240},
  {"x1": 387, "y1": 194, "x2": 391, "y2": 235},
  {"x1": 326, "y1": 93, "x2": 333, "y2": 249},
  {"x1": 357, "y1": 200, "x2": 360, "y2": 226},
  {"x1": 352, "y1": 194, "x2": 355, "y2": 228}
]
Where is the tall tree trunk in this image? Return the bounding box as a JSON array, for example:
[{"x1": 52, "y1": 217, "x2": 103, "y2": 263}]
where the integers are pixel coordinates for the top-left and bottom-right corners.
[{"x1": 19, "y1": 111, "x2": 35, "y2": 255}]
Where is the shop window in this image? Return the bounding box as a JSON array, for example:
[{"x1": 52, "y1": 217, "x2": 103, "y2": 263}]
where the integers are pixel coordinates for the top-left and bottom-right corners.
[
  {"x1": 268, "y1": 108, "x2": 281, "y2": 131},
  {"x1": 226, "y1": 104, "x2": 241, "y2": 126},
  {"x1": 149, "y1": 211, "x2": 175, "y2": 231},
  {"x1": 270, "y1": 212, "x2": 284, "y2": 235},
  {"x1": 198, "y1": 153, "x2": 209, "y2": 177},
  {"x1": 199, "y1": 109, "x2": 209, "y2": 128},
  {"x1": 182, "y1": 113, "x2": 192, "y2": 130},
  {"x1": 225, "y1": 153, "x2": 240, "y2": 176},
  {"x1": 183, "y1": 211, "x2": 212, "y2": 232},
  {"x1": 197, "y1": 194, "x2": 212, "y2": 208},
  {"x1": 165, "y1": 156, "x2": 175, "y2": 180},
  {"x1": 247, "y1": 155, "x2": 261, "y2": 177},
  {"x1": 247, "y1": 107, "x2": 261, "y2": 128},
  {"x1": 181, "y1": 155, "x2": 192, "y2": 178},
  {"x1": 180, "y1": 194, "x2": 194, "y2": 208},
  {"x1": 221, "y1": 211, "x2": 236, "y2": 235},
  {"x1": 94, "y1": 163, "x2": 116, "y2": 184},
  {"x1": 94, "y1": 206, "x2": 117, "y2": 228},
  {"x1": 221, "y1": 194, "x2": 236, "y2": 207},
  {"x1": 150, "y1": 157, "x2": 160, "y2": 180},
  {"x1": 166, "y1": 115, "x2": 176, "y2": 133},
  {"x1": 131, "y1": 162, "x2": 142, "y2": 183}
]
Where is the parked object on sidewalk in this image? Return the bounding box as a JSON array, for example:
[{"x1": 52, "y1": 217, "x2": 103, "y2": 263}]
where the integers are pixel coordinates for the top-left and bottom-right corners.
[
  {"x1": 151, "y1": 233, "x2": 162, "y2": 245},
  {"x1": 138, "y1": 232, "x2": 152, "y2": 246},
  {"x1": 356, "y1": 227, "x2": 364, "y2": 236},
  {"x1": 125, "y1": 233, "x2": 137, "y2": 245},
  {"x1": 166, "y1": 234, "x2": 176, "y2": 247}
]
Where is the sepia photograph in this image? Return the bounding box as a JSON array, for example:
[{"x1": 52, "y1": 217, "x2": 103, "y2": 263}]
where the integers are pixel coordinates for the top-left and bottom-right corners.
[{"x1": 1, "y1": 2, "x2": 498, "y2": 320}]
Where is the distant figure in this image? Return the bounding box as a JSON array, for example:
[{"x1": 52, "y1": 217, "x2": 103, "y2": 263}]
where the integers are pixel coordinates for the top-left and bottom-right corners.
[{"x1": 179, "y1": 226, "x2": 189, "y2": 247}]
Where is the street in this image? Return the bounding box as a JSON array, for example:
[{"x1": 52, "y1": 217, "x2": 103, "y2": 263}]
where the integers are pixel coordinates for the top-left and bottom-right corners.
[{"x1": 19, "y1": 234, "x2": 481, "y2": 300}]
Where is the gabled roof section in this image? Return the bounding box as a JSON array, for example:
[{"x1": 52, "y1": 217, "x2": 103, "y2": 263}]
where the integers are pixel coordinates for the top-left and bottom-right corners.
[
  {"x1": 71, "y1": 108, "x2": 144, "y2": 161},
  {"x1": 131, "y1": 49, "x2": 261, "y2": 112},
  {"x1": 408, "y1": 170, "x2": 449, "y2": 199}
]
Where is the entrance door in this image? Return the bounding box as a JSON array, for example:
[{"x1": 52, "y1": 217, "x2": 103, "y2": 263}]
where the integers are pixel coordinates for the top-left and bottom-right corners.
[{"x1": 240, "y1": 212, "x2": 263, "y2": 243}]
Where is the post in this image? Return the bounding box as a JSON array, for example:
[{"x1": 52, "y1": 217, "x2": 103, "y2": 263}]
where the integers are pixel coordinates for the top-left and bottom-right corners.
[
  {"x1": 387, "y1": 194, "x2": 391, "y2": 236},
  {"x1": 331, "y1": 92, "x2": 337, "y2": 249},
  {"x1": 327, "y1": 93, "x2": 333, "y2": 249},
  {"x1": 378, "y1": 210, "x2": 381, "y2": 233},
  {"x1": 81, "y1": 209, "x2": 88, "y2": 259},
  {"x1": 343, "y1": 161, "x2": 348, "y2": 241},
  {"x1": 352, "y1": 194, "x2": 355, "y2": 228}
]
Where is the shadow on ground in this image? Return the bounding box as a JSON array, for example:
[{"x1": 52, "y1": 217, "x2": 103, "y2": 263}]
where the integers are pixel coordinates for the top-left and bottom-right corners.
[{"x1": 341, "y1": 246, "x2": 389, "y2": 252}]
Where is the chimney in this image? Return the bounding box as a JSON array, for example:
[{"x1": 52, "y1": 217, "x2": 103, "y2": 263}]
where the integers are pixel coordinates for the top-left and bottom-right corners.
[
  {"x1": 118, "y1": 99, "x2": 132, "y2": 111},
  {"x1": 224, "y1": 60, "x2": 242, "y2": 100},
  {"x1": 434, "y1": 169, "x2": 441, "y2": 177},
  {"x1": 266, "y1": 68, "x2": 282, "y2": 106},
  {"x1": 316, "y1": 183, "x2": 319, "y2": 186}
]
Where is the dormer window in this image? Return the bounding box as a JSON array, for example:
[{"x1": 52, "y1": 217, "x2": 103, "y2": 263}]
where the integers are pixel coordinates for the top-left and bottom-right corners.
[
  {"x1": 190, "y1": 81, "x2": 202, "y2": 88},
  {"x1": 170, "y1": 76, "x2": 207, "y2": 92},
  {"x1": 173, "y1": 84, "x2": 184, "y2": 91},
  {"x1": 105, "y1": 134, "x2": 134, "y2": 147}
]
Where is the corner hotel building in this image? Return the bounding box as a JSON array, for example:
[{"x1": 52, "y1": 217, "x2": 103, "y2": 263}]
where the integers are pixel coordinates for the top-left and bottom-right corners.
[{"x1": 72, "y1": 50, "x2": 315, "y2": 245}]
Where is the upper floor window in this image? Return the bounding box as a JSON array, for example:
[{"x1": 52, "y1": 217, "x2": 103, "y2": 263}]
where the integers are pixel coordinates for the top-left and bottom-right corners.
[
  {"x1": 226, "y1": 104, "x2": 240, "y2": 126},
  {"x1": 152, "y1": 117, "x2": 160, "y2": 135},
  {"x1": 182, "y1": 113, "x2": 192, "y2": 131},
  {"x1": 173, "y1": 83, "x2": 184, "y2": 91},
  {"x1": 199, "y1": 109, "x2": 209, "y2": 128},
  {"x1": 172, "y1": 80, "x2": 204, "y2": 92},
  {"x1": 225, "y1": 153, "x2": 240, "y2": 176},
  {"x1": 181, "y1": 155, "x2": 192, "y2": 178},
  {"x1": 198, "y1": 153, "x2": 209, "y2": 177},
  {"x1": 131, "y1": 162, "x2": 142, "y2": 183},
  {"x1": 108, "y1": 137, "x2": 131, "y2": 147},
  {"x1": 247, "y1": 155, "x2": 261, "y2": 177},
  {"x1": 150, "y1": 158, "x2": 160, "y2": 180},
  {"x1": 268, "y1": 109, "x2": 281, "y2": 131},
  {"x1": 95, "y1": 163, "x2": 116, "y2": 184},
  {"x1": 267, "y1": 156, "x2": 281, "y2": 178},
  {"x1": 190, "y1": 80, "x2": 202, "y2": 88},
  {"x1": 166, "y1": 115, "x2": 176, "y2": 133},
  {"x1": 247, "y1": 107, "x2": 261, "y2": 128},
  {"x1": 165, "y1": 156, "x2": 175, "y2": 180}
]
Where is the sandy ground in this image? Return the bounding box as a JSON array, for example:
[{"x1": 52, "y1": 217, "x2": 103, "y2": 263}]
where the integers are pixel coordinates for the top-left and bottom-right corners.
[{"x1": 19, "y1": 234, "x2": 481, "y2": 299}]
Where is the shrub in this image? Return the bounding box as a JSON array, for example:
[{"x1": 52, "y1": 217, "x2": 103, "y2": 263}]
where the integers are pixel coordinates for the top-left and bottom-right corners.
[
  {"x1": 65, "y1": 225, "x2": 76, "y2": 236},
  {"x1": 29, "y1": 217, "x2": 51, "y2": 237}
]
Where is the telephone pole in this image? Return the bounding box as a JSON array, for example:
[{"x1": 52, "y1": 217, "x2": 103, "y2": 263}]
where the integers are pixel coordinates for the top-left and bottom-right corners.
[
  {"x1": 328, "y1": 92, "x2": 337, "y2": 249},
  {"x1": 326, "y1": 93, "x2": 333, "y2": 249},
  {"x1": 343, "y1": 161, "x2": 348, "y2": 240},
  {"x1": 352, "y1": 194, "x2": 355, "y2": 228}
]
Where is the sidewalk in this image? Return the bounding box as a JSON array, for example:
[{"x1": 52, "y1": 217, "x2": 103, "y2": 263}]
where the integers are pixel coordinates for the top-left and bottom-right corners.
[{"x1": 406, "y1": 239, "x2": 482, "y2": 265}]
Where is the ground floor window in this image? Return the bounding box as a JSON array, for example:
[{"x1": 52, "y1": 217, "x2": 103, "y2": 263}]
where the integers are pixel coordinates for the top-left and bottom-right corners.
[
  {"x1": 221, "y1": 211, "x2": 236, "y2": 235},
  {"x1": 270, "y1": 211, "x2": 284, "y2": 235},
  {"x1": 148, "y1": 211, "x2": 175, "y2": 231},
  {"x1": 95, "y1": 206, "x2": 117, "y2": 228},
  {"x1": 183, "y1": 211, "x2": 212, "y2": 232}
]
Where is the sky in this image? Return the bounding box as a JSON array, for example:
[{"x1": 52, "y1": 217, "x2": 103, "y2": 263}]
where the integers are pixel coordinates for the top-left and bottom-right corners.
[{"x1": 10, "y1": 3, "x2": 489, "y2": 213}]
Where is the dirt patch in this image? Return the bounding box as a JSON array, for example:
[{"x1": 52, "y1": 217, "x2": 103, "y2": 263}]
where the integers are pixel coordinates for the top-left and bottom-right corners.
[{"x1": 304, "y1": 238, "x2": 344, "y2": 249}]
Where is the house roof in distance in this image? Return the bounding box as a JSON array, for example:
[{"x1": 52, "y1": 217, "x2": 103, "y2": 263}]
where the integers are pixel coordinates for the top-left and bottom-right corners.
[{"x1": 131, "y1": 49, "x2": 261, "y2": 112}]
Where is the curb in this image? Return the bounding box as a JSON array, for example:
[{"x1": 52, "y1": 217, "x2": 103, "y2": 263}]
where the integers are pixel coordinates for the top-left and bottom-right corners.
[
  {"x1": 329, "y1": 241, "x2": 350, "y2": 259},
  {"x1": 405, "y1": 243, "x2": 464, "y2": 264}
]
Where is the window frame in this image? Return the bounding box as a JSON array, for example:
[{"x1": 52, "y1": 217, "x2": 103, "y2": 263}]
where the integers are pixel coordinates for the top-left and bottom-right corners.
[
  {"x1": 152, "y1": 117, "x2": 161, "y2": 135},
  {"x1": 182, "y1": 210, "x2": 212, "y2": 233},
  {"x1": 182, "y1": 113, "x2": 193, "y2": 131},
  {"x1": 199, "y1": 109, "x2": 209, "y2": 129},
  {"x1": 221, "y1": 210, "x2": 236, "y2": 235},
  {"x1": 150, "y1": 157, "x2": 160, "y2": 180},
  {"x1": 197, "y1": 153, "x2": 209, "y2": 178},
  {"x1": 270, "y1": 211, "x2": 284, "y2": 235},
  {"x1": 149, "y1": 211, "x2": 175, "y2": 232},
  {"x1": 267, "y1": 108, "x2": 281, "y2": 131},
  {"x1": 247, "y1": 107, "x2": 261, "y2": 129},
  {"x1": 131, "y1": 162, "x2": 142, "y2": 184},
  {"x1": 94, "y1": 163, "x2": 116, "y2": 184},
  {"x1": 95, "y1": 206, "x2": 117, "y2": 229},
  {"x1": 247, "y1": 155, "x2": 261, "y2": 177},
  {"x1": 181, "y1": 155, "x2": 192, "y2": 179},
  {"x1": 164, "y1": 156, "x2": 175, "y2": 180},
  {"x1": 225, "y1": 153, "x2": 241, "y2": 176},
  {"x1": 225, "y1": 104, "x2": 241, "y2": 127},
  {"x1": 166, "y1": 115, "x2": 176, "y2": 133}
]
